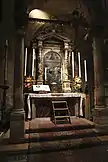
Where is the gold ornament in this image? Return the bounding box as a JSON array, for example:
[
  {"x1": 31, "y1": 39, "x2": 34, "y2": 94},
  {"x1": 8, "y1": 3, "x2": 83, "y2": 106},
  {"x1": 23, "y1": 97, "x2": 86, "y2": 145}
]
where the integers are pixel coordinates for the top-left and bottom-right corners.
[{"x1": 72, "y1": 76, "x2": 82, "y2": 92}]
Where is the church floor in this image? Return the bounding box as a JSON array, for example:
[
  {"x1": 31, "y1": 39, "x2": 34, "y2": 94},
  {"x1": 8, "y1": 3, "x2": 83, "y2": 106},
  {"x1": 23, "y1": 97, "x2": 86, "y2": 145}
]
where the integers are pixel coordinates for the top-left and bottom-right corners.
[
  {"x1": 1, "y1": 145, "x2": 108, "y2": 162},
  {"x1": 1, "y1": 117, "x2": 108, "y2": 161},
  {"x1": 17, "y1": 145, "x2": 108, "y2": 162}
]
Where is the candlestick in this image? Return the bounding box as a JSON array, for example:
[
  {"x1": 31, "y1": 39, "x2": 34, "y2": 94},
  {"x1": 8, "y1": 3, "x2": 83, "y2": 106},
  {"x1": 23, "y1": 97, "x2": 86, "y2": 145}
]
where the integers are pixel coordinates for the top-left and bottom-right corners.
[
  {"x1": 78, "y1": 52, "x2": 81, "y2": 78},
  {"x1": 24, "y1": 48, "x2": 27, "y2": 76},
  {"x1": 84, "y1": 60, "x2": 87, "y2": 82},
  {"x1": 72, "y1": 52, "x2": 74, "y2": 78},
  {"x1": 45, "y1": 67, "x2": 47, "y2": 81},
  {"x1": 32, "y1": 48, "x2": 35, "y2": 77}
]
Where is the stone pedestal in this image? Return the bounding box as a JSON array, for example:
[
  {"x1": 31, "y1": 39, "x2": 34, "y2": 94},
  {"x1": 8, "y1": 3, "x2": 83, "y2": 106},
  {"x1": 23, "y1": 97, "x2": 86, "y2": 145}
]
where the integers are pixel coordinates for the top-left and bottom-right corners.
[
  {"x1": 10, "y1": 110, "x2": 25, "y2": 141},
  {"x1": 92, "y1": 37, "x2": 108, "y2": 127},
  {"x1": 10, "y1": 29, "x2": 25, "y2": 142},
  {"x1": 93, "y1": 107, "x2": 108, "y2": 124}
]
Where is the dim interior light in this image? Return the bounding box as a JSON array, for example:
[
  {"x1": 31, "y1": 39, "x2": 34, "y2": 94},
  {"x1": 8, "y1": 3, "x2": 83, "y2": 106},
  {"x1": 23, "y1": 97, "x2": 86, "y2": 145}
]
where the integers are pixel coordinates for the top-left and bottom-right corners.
[{"x1": 29, "y1": 9, "x2": 50, "y2": 20}]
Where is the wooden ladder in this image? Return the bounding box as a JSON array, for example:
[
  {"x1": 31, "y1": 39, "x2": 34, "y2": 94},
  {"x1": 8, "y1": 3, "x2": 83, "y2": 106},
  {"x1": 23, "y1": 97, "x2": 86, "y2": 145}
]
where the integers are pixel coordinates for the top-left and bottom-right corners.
[{"x1": 52, "y1": 100, "x2": 71, "y2": 124}]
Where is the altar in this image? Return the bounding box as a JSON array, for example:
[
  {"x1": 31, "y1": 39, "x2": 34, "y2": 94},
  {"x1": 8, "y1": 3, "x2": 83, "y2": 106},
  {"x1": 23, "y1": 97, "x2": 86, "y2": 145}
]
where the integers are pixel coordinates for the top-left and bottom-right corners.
[
  {"x1": 23, "y1": 29, "x2": 89, "y2": 121},
  {"x1": 24, "y1": 92, "x2": 86, "y2": 120}
]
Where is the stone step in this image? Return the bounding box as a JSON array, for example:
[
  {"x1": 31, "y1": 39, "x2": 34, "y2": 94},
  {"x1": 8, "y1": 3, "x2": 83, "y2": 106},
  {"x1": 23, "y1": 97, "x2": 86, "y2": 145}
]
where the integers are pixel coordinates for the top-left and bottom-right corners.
[
  {"x1": 25, "y1": 123, "x2": 95, "y2": 134},
  {"x1": 28, "y1": 136, "x2": 108, "y2": 154},
  {"x1": 1, "y1": 134, "x2": 108, "y2": 154},
  {"x1": 27, "y1": 128, "x2": 108, "y2": 143},
  {"x1": 28, "y1": 128, "x2": 96, "y2": 142}
]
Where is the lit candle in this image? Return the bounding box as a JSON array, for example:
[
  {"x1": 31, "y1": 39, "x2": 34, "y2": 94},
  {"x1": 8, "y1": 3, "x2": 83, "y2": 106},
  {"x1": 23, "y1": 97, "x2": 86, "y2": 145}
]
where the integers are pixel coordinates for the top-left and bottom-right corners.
[
  {"x1": 72, "y1": 52, "x2": 74, "y2": 78},
  {"x1": 78, "y1": 52, "x2": 81, "y2": 78},
  {"x1": 32, "y1": 48, "x2": 35, "y2": 77},
  {"x1": 45, "y1": 67, "x2": 47, "y2": 81},
  {"x1": 24, "y1": 48, "x2": 27, "y2": 76},
  {"x1": 84, "y1": 60, "x2": 87, "y2": 82}
]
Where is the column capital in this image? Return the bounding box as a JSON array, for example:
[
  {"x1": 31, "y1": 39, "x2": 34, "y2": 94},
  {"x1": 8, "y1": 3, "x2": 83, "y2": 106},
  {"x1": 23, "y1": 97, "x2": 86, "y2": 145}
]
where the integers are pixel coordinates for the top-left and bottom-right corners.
[
  {"x1": 38, "y1": 40, "x2": 43, "y2": 47},
  {"x1": 64, "y1": 42, "x2": 69, "y2": 49},
  {"x1": 32, "y1": 43, "x2": 37, "y2": 49}
]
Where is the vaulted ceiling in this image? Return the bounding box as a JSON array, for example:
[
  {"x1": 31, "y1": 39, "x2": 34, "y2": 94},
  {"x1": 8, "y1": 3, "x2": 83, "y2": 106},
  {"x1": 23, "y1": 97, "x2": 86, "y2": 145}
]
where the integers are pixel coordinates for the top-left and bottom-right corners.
[
  {"x1": 21, "y1": 0, "x2": 108, "y2": 55},
  {"x1": 26, "y1": 0, "x2": 91, "y2": 45},
  {"x1": 28, "y1": 0, "x2": 90, "y2": 19},
  {"x1": 15, "y1": 0, "x2": 107, "y2": 31}
]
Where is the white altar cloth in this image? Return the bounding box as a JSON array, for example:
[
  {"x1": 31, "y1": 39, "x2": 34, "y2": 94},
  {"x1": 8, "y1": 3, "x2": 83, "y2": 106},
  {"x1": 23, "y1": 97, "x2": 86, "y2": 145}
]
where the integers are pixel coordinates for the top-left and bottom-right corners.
[{"x1": 25, "y1": 93, "x2": 86, "y2": 119}]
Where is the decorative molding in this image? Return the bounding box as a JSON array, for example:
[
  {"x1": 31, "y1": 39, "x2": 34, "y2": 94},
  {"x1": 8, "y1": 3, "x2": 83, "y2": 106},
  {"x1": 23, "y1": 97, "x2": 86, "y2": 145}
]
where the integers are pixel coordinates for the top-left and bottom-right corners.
[{"x1": 37, "y1": 31, "x2": 70, "y2": 42}]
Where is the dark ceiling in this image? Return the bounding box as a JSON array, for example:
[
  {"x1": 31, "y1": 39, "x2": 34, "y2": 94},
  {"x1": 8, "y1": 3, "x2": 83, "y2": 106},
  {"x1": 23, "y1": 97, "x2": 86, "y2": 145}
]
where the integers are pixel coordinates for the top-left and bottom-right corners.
[
  {"x1": 26, "y1": 0, "x2": 90, "y2": 43},
  {"x1": 14, "y1": 0, "x2": 108, "y2": 56},
  {"x1": 13, "y1": 0, "x2": 108, "y2": 81},
  {"x1": 25, "y1": 0, "x2": 108, "y2": 42}
]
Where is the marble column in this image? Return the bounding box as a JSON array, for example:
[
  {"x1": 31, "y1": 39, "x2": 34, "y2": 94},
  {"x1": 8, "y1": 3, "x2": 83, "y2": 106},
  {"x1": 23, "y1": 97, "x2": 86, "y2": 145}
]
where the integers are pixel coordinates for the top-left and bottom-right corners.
[
  {"x1": 0, "y1": 42, "x2": 5, "y2": 121},
  {"x1": 74, "y1": 53, "x2": 79, "y2": 77},
  {"x1": 68, "y1": 49, "x2": 72, "y2": 81},
  {"x1": 10, "y1": 29, "x2": 25, "y2": 141},
  {"x1": 37, "y1": 40, "x2": 43, "y2": 85},
  {"x1": 6, "y1": 38, "x2": 14, "y2": 117},
  {"x1": 68, "y1": 49, "x2": 71, "y2": 67},
  {"x1": 62, "y1": 42, "x2": 71, "y2": 92},
  {"x1": 92, "y1": 37, "x2": 108, "y2": 126}
]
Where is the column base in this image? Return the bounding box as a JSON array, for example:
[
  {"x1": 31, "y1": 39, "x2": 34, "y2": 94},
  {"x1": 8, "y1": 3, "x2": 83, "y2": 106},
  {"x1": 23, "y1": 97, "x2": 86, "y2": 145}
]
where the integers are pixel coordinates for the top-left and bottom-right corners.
[
  {"x1": 93, "y1": 106, "x2": 108, "y2": 126},
  {"x1": 10, "y1": 109, "x2": 25, "y2": 142},
  {"x1": 62, "y1": 80, "x2": 71, "y2": 93},
  {"x1": 37, "y1": 80, "x2": 43, "y2": 85}
]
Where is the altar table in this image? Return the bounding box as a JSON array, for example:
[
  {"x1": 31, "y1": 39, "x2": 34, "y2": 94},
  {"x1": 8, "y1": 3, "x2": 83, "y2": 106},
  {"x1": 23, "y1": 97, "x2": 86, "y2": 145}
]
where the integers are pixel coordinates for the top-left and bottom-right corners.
[{"x1": 24, "y1": 93, "x2": 86, "y2": 119}]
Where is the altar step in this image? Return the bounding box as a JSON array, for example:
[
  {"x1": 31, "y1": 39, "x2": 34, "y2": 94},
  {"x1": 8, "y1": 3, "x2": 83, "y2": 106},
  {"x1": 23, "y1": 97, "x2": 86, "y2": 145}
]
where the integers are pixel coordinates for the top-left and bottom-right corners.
[
  {"x1": 27, "y1": 128, "x2": 102, "y2": 143},
  {"x1": 52, "y1": 100, "x2": 71, "y2": 124},
  {"x1": 24, "y1": 118, "x2": 108, "y2": 153},
  {"x1": 26, "y1": 135, "x2": 108, "y2": 154},
  {"x1": 1, "y1": 118, "x2": 108, "y2": 154},
  {"x1": 25, "y1": 119, "x2": 103, "y2": 143},
  {"x1": 25, "y1": 117, "x2": 95, "y2": 134}
]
